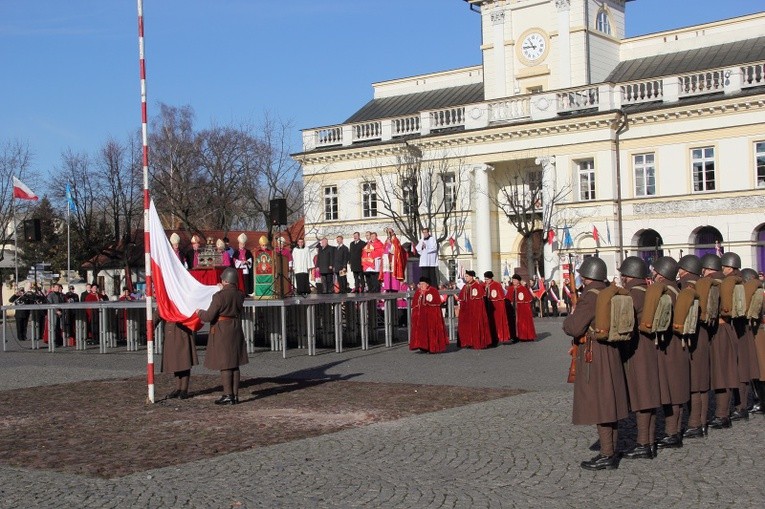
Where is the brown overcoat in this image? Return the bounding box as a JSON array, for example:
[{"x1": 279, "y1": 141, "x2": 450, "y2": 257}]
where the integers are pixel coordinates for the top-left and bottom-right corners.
[
  {"x1": 160, "y1": 322, "x2": 198, "y2": 373},
  {"x1": 656, "y1": 283, "x2": 690, "y2": 405},
  {"x1": 709, "y1": 271, "x2": 738, "y2": 390},
  {"x1": 563, "y1": 281, "x2": 628, "y2": 425},
  {"x1": 621, "y1": 279, "x2": 661, "y2": 412},
  {"x1": 199, "y1": 286, "x2": 249, "y2": 371},
  {"x1": 680, "y1": 274, "x2": 711, "y2": 392}
]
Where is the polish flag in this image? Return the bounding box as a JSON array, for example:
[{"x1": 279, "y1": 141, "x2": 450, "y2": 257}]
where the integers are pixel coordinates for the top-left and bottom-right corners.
[
  {"x1": 148, "y1": 200, "x2": 217, "y2": 331},
  {"x1": 547, "y1": 229, "x2": 555, "y2": 245},
  {"x1": 12, "y1": 176, "x2": 38, "y2": 201},
  {"x1": 592, "y1": 225, "x2": 600, "y2": 243}
]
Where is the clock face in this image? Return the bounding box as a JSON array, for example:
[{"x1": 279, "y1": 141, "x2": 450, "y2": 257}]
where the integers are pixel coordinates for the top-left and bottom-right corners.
[{"x1": 521, "y1": 32, "x2": 546, "y2": 62}]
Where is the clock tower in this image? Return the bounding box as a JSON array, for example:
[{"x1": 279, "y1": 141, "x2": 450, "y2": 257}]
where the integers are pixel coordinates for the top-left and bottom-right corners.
[{"x1": 469, "y1": 0, "x2": 627, "y2": 100}]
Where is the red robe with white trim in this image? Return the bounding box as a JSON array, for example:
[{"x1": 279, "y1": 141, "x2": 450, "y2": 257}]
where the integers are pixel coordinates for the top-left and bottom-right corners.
[
  {"x1": 507, "y1": 284, "x2": 537, "y2": 341},
  {"x1": 410, "y1": 286, "x2": 448, "y2": 353},
  {"x1": 458, "y1": 281, "x2": 492, "y2": 349},
  {"x1": 485, "y1": 280, "x2": 511, "y2": 343}
]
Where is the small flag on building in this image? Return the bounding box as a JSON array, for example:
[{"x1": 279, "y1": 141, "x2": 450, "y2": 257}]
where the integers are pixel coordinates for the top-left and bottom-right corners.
[
  {"x1": 547, "y1": 229, "x2": 555, "y2": 246},
  {"x1": 464, "y1": 235, "x2": 473, "y2": 253},
  {"x1": 606, "y1": 220, "x2": 612, "y2": 245},
  {"x1": 592, "y1": 225, "x2": 600, "y2": 243},
  {"x1": 563, "y1": 227, "x2": 573, "y2": 250},
  {"x1": 12, "y1": 176, "x2": 38, "y2": 201}
]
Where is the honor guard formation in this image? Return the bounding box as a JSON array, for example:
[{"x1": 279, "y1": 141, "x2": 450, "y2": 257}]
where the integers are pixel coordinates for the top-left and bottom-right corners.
[{"x1": 563, "y1": 252, "x2": 764, "y2": 470}]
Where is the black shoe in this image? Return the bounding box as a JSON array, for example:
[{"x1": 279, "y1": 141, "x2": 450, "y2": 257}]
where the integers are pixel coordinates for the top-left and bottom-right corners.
[
  {"x1": 178, "y1": 391, "x2": 190, "y2": 400},
  {"x1": 683, "y1": 427, "x2": 707, "y2": 439},
  {"x1": 709, "y1": 416, "x2": 731, "y2": 429},
  {"x1": 622, "y1": 444, "x2": 655, "y2": 459},
  {"x1": 214, "y1": 394, "x2": 236, "y2": 405},
  {"x1": 656, "y1": 434, "x2": 683, "y2": 449},
  {"x1": 580, "y1": 454, "x2": 619, "y2": 471},
  {"x1": 730, "y1": 408, "x2": 749, "y2": 421},
  {"x1": 751, "y1": 402, "x2": 763, "y2": 414},
  {"x1": 233, "y1": 394, "x2": 239, "y2": 404},
  {"x1": 166, "y1": 389, "x2": 181, "y2": 400}
]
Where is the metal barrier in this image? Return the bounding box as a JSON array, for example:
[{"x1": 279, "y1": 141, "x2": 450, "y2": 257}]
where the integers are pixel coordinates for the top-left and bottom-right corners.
[{"x1": 1, "y1": 290, "x2": 459, "y2": 357}]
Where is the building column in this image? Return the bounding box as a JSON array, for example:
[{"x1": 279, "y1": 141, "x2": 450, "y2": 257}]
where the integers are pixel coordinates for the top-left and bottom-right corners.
[
  {"x1": 556, "y1": 0, "x2": 572, "y2": 89},
  {"x1": 473, "y1": 164, "x2": 494, "y2": 276},
  {"x1": 536, "y1": 156, "x2": 557, "y2": 281}
]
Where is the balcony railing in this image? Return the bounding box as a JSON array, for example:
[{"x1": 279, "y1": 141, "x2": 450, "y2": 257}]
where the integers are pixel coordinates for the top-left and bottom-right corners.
[
  {"x1": 678, "y1": 70, "x2": 725, "y2": 98},
  {"x1": 621, "y1": 79, "x2": 664, "y2": 105},
  {"x1": 303, "y1": 60, "x2": 765, "y2": 151}
]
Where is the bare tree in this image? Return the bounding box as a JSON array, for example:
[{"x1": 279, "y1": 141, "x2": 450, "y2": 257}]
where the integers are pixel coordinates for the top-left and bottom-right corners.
[
  {"x1": 96, "y1": 136, "x2": 142, "y2": 243},
  {"x1": 239, "y1": 114, "x2": 303, "y2": 231},
  {"x1": 375, "y1": 143, "x2": 469, "y2": 246},
  {"x1": 149, "y1": 103, "x2": 204, "y2": 232},
  {"x1": 491, "y1": 163, "x2": 570, "y2": 276},
  {"x1": 51, "y1": 149, "x2": 112, "y2": 279},
  {"x1": 0, "y1": 140, "x2": 35, "y2": 260}
]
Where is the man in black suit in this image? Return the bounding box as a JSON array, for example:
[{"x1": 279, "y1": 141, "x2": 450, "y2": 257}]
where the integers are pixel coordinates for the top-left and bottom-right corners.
[
  {"x1": 334, "y1": 235, "x2": 351, "y2": 293},
  {"x1": 349, "y1": 231, "x2": 366, "y2": 293},
  {"x1": 316, "y1": 237, "x2": 336, "y2": 294}
]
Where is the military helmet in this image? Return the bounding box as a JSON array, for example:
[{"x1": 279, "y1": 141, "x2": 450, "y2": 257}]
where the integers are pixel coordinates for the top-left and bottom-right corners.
[
  {"x1": 577, "y1": 257, "x2": 607, "y2": 282},
  {"x1": 653, "y1": 256, "x2": 679, "y2": 281},
  {"x1": 720, "y1": 251, "x2": 741, "y2": 269},
  {"x1": 700, "y1": 253, "x2": 722, "y2": 271},
  {"x1": 677, "y1": 254, "x2": 702, "y2": 276},
  {"x1": 740, "y1": 268, "x2": 758, "y2": 282},
  {"x1": 619, "y1": 256, "x2": 649, "y2": 279},
  {"x1": 220, "y1": 267, "x2": 239, "y2": 285}
]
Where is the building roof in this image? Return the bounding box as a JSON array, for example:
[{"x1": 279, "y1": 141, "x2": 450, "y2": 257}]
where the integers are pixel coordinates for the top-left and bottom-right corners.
[
  {"x1": 606, "y1": 36, "x2": 765, "y2": 83},
  {"x1": 344, "y1": 83, "x2": 484, "y2": 124}
]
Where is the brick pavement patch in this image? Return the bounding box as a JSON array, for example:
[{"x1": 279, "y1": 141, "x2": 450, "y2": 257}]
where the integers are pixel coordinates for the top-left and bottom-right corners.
[{"x1": 0, "y1": 375, "x2": 521, "y2": 479}]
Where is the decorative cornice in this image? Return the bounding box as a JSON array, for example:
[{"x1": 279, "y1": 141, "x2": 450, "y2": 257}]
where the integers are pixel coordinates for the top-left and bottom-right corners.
[
  {"x1": 555, "y1": 0, "x2": 571, "y2": 11},
  {"x1": 296, "y1": 97, "x2": 765, "y2": 166}
]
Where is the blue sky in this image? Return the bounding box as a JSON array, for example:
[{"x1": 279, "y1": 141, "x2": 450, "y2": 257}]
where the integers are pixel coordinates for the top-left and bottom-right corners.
[{"x1": 1, "y1": 0, "x2": 762, "y2": 195}]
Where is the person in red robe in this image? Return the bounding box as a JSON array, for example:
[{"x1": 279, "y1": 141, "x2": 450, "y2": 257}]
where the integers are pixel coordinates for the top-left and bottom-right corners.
[
  {"x1": 484, "y1": 271, "x2": 511, "y2": 344},
  {"x1": 409, "y1": 277, "x2": 448, "y2": 353},
  {"x1": 457, "y1": 270, "x2": 492, "y2": 349},
  {"x1": 381, "y1": 228, "x2": 408, "y2": 291},
  {"x1": 506, "y1": 274, "x2": 537, "y2": 341}
]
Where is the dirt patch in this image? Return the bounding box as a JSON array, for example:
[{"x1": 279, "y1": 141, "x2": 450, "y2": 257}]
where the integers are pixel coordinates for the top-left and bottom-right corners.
[{"x1": 0, "y1": 375, "x2": 521, "y2": 479}]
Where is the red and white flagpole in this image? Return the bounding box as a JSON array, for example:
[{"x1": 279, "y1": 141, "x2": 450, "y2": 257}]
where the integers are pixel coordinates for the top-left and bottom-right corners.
[{"x1": 137, "y1": 0, "x2": 155, "y2": 403}]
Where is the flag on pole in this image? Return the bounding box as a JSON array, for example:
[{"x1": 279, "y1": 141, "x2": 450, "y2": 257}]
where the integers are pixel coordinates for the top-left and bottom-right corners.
[
  {"x1": 503, "y1": 261, "x2": 510, "y2": 278},
  {"x1": 547, "y1": 229, "x2": 555, "y2": 246},
  {"x1": 148, "y1": 200, "x2": 218, "y2": 331},
  {"x1": 592, "y1": 225, "x2": 600, "y2": 243},
  {"x1": 464, "y1": 235, "x2": 473, "y2": 253},
  {"x1": 534, "y1": 267, "x2": 546, "y2": 300},
  {"x1": 449, "y1": 236, "x2": 455, "y2": 254},
  {"x1": 65, "y1": 183, "x2": 77, "y2": 212},
  {"x1": 606, "y1": 220, "x2": 611, "y2": 245},
  {"x1": 12, "y1": 176, "x2": 38, "y2": 201},
  {"x1": 563, "y1": 227, "x2": 573, "y2": 250}
]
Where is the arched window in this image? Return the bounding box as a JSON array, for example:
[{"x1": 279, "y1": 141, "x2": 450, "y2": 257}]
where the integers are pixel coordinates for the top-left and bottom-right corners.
[
  {"x1": 755, "y1": 224, "x2": 765, "y2": 271},
  {"x1": 694, "y1": 226, "x2": 723, "y2": 257},
  {"x1": 637, "y1": 229, "x2": 663, "y2": 266},
  {"x1": 596, "y1": 10, "x2": 611, "y2": 35}
]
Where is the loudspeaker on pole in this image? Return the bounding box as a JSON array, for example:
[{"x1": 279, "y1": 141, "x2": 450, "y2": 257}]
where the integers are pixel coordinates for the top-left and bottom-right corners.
[{"x1": 269, "y1": 198, "x2": 287, "y2": 226}]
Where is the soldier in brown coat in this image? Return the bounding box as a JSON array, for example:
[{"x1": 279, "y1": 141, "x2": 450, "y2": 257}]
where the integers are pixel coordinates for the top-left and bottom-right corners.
[
  {"x1": 197, "y1": 267, "x2": 249, "y2": 405},
  {"x1": 740, "y1": 268, "x2": 763, "y2": 413},
  {"x1": 161, "y1": 322, "x2": 198, "y2": 400},
  {"x1": 721, "y1": 252, "x2": 759, "y2": 421},
  {"x1": 563, "y1": 257, "x2": 628, "y2": 471},
  {"x1": 651, "y1": 257, "x2": 690, "y2": 449},
  {"x1": 619, "y1": 257, "x2": 661, "y2": 460},
  {"x1": 701, "y1": 254, "x2": 736, "y2": 429},
  {"x1": 677, "y1": 255, "x2": 709, "y2": 439}
]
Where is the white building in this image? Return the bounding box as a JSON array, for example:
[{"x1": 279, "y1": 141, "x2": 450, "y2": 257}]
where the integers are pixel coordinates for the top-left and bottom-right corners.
[{"x1": 294, "y1": 0, "x2": 765, "y2": 284}]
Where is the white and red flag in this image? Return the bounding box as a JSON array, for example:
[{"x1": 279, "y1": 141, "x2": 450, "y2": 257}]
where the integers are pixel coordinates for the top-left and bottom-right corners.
[
  {"x1": 12, "y1": 176, "x2": 38, "y2": 201},
  {"x1": 148, "y1": 200, "x2": 218, "y2": 331}
]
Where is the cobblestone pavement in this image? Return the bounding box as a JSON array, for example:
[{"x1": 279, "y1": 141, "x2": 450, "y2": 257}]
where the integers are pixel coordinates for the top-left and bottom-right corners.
[{"x1": 1, "y1": 317, "x2": 763, "y2": 508}]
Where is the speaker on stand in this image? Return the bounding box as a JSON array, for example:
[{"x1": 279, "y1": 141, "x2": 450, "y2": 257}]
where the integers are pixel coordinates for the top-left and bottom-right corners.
[{"x1": 268, "y1": 198, "x2": 291, "y2": 298}]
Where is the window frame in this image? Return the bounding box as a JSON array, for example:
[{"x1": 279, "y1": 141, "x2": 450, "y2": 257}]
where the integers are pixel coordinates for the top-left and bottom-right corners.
[
  {"x1": 323, "y1": 185, "x2": 338, "y2": 221},
  {"x1": 756, "y1": 141, "x2": 765, "y2": 188},
  {"x1": 576, "y1": 159, "x2": 596, "y2": 201},
  {"x1": 443, "y1": 172, "x2": 457, "y2": 212},
  {"x1": 691, "y1": 146, "x2": 716, "y2": 193},
  {"x1": 596, "y1": 9, "x2": 611, "y2": 35},
  {"x1": 362, "y1": 181, "x2": 378, "y2": 218},
  {"x1": 633, "y1": 152, "x2": 656, "y2": 197}
]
